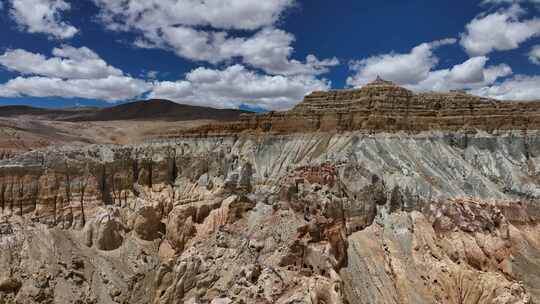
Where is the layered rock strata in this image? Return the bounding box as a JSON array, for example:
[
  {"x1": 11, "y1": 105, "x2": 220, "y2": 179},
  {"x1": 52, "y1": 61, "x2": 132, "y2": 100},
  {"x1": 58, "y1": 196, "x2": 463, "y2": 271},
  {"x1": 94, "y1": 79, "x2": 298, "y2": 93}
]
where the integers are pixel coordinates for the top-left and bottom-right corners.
[
  {"x1": 1, "y1": 131, "x2": 540, "y2": 303},
  {"x1": 179, "y1": 78, "x2": 540, "y2": 137}
]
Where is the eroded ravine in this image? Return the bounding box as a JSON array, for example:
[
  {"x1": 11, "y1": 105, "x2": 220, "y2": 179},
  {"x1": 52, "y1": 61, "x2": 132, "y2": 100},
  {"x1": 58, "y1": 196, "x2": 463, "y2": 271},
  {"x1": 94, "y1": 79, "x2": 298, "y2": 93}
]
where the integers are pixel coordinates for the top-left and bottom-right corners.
[{"x1": 0, "y1": 131, "x2": 539, "y2": 303}]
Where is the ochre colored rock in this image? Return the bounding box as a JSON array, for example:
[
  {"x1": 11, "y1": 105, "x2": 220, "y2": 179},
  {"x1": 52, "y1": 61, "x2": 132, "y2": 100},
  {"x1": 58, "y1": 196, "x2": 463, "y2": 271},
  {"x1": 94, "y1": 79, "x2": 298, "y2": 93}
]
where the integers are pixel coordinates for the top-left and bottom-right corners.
[
  {"x1": 0, "y1": 277, "x2": 21, "y2": 293},
  {"x1": 132, "y1": 206, "x2": 163, "y2": 241},
  {"x1": 179, "y1": 78, "x2": 540, "y2": 137},
  {"x1": 84, "y1": 208, "x2": 125, "y2": 251}
]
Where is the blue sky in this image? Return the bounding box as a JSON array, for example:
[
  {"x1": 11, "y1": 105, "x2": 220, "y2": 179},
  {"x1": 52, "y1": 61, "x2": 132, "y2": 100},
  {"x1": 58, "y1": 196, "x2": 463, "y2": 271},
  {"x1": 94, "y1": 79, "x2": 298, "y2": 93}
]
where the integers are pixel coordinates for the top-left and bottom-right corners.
[{"x1": 0, "y1": 0, "x2": 539, "y2": 110}]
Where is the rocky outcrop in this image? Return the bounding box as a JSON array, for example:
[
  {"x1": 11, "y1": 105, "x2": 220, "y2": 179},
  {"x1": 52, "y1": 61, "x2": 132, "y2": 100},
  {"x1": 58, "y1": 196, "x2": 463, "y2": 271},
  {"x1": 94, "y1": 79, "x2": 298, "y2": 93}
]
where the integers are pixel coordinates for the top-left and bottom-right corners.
[
  {"x1": 131, "y1": 205, "x2": 163, "y2": 241},
  {"x1": 179, "y1": 78, "x2": 540, "y2": 137},
  {"x1": 84, "y1": 207, "x2": 125, "y2": 250},
  {"x1": 2, "y1": 110, "x2": 540, "y2": 302}
]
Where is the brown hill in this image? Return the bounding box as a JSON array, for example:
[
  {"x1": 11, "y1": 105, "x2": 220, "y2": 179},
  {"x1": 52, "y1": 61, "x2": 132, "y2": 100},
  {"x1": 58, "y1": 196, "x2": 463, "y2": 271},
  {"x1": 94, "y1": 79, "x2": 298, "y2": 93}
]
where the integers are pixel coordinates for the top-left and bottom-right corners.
[
  {"x1": 0, "y1": 105, "x2": 97, "y2": 120},
  {"x1": 0, "y1": 99, "x2": 250, "y2": 122},
  {"x1": 76, "y1": 99, "x2": 249, "y2": 121},
  {"x1": 0, "y1": 100, "x2": 251, "y2": 157}
]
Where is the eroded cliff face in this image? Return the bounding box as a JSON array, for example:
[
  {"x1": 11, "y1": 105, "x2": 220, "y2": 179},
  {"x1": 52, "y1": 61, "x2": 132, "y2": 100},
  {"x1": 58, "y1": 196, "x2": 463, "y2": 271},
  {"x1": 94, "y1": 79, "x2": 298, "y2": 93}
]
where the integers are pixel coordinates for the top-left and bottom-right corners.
[
  {"x1": 181, "y1": 79, "x2": 540, "y2": 137},
  {"x1": 1, "y1": 131, "x2": 540, "y2": 303}
]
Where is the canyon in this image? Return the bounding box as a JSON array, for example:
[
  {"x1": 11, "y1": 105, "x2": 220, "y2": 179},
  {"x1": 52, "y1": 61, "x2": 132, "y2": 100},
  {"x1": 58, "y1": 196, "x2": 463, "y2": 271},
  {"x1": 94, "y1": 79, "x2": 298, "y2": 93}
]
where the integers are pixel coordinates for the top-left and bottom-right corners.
[{"x1": 1, "y1": 79, "x2": 540, "y2": 303}]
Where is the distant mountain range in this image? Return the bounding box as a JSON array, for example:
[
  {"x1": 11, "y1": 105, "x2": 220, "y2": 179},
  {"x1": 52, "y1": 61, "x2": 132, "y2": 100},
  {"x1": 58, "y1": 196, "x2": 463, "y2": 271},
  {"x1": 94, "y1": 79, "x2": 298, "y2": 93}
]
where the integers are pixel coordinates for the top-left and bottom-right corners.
[{"x1": 0, "y1": 99, "x2": 250, "y2": 122}]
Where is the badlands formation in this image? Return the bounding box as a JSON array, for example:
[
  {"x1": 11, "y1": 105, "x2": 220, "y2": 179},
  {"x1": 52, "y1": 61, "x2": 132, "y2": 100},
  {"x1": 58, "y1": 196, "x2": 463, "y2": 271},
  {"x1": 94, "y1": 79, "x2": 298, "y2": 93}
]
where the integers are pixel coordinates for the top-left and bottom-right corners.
[
  {"x1": 186, "y1": 77, "x2": 540, "y2": 136},
  {"x1": 1, "y1": 79, "x2": 540, "y2": 303}
]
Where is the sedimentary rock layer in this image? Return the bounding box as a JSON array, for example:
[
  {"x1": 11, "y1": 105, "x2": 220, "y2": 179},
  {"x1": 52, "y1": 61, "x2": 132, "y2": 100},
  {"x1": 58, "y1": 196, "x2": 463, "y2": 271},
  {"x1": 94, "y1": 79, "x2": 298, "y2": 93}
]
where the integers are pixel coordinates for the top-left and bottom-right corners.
[
  {"x1": 180, "y1": 79, "x2": 540, "y2": 137},
  {"x1": 1, "y1": 131, "x2": 540, "y2": 303}
]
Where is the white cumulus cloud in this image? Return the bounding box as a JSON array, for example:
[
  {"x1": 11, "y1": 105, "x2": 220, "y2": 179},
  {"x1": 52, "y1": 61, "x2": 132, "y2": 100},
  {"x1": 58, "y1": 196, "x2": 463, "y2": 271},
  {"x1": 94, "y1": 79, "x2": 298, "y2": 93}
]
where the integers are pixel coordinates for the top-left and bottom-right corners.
[
  {"x1": 149, "y1": 64, "x2": 330, "y2": 110},
  {"x1": 159, "y1": 26, "x2": 338, "y2": 75},
  {"x1": 460, "y1": 5, "x2": 540, "y2": 56},
  {"x1": 346, "y1": 39, "x2": 456, "y2": 87},
  {"x1": 92, "y1": 0, "x2": 336, "y2": 76},
  {"x1": 529, "y1": 45, "x2": 540, "y2": 64},
  {"x1": 92, "y1": 0, "x2": 295, "y2": 32},
  {"x1": 0, "y1": 44, "x2": 329, "y2": 108},
  {"x1": 347, "y1": 38, "x2": 512, "y2": 93},
  {"x1": 0, "y1": 75, "x2": 151, "y2": 101},
  {"x1": 447, "y1": 56, "x2": 491, "y2": 84},
  {"x1": 0, "y1": 45, "x2": 150, "y2": 102},
  {"x1": 0, "y1": 46, "x2": 123, "y2": 79},
  {"x1": 408, "y1": 58, "x2": 512, "y2": 92},
  {"x1": 8, "y1": 0, "x2": 78, "y2": 39},
  {"x1": 481, "y1": 0, "x2": 540, "y2": 4},
  {"x1": 471, "y1": 75, "x2": 540, "y2": 100}
]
